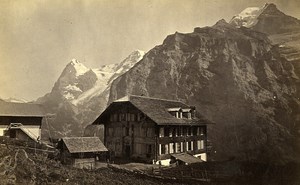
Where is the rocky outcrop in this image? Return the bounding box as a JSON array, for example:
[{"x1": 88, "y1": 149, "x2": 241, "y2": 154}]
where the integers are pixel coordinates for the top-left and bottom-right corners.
[{"x1": 109, "y1": 20, "x2": 300, "y2": 163}]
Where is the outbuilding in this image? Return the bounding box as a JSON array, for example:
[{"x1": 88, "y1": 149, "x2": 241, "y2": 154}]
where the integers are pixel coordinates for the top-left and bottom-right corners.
[
  {"x1": 0, "y1": 100, "x2": 45, "y2": 143},
  {"x1": 57, "y1": 137, "x2": 108, "y2": 169}
]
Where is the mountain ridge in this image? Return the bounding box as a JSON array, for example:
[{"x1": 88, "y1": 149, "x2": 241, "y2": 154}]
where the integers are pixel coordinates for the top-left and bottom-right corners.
[{"x1": 36, "y1": 50, "x2": 145, "y2": 137}]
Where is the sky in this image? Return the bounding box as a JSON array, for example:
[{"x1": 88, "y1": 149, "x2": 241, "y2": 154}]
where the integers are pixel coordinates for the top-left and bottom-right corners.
[{"x1": 0, "y1": 0, "x2": 300, "y2": 101}]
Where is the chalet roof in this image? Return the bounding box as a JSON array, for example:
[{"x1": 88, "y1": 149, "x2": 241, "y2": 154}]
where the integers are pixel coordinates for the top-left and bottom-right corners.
[
  {"x1": 61, "y1": 137, "x2": 108, "y2": 153},
  {"x1": 0, "y1": 101, "x2": 45, "y2": 117},
  {"x1": 95, "y1": 95, "x2": 213, "y2": 126},
  {"x1": 170, "y1": 153, "x2": 203, "y2": 164}
]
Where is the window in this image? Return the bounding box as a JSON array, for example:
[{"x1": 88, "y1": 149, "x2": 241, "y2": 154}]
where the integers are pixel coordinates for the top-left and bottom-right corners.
[
  {"x1": 164, "y1": 144, "x2": 169, "y2": 154},
  {"x1": 173, "y1": 128, "x2": 177, "y2": 137},
  {"x1": 108, "y1": 127, "x2": 113, "y2": 136},
  {"x1": 169, "y1": 128, "x2": 173, "y2": 137},
  {"x1": 159, "y1": 127, "x2": 164, "y2": 137},
  {"x1": 187, "y1": 112, "x2": 192, "y2": 119},
  {"x1": 197, "y1": 140, "x2": 204, "y2": 150},
  {"x1": 164, "y1": 127, "x2": 169, "y2": 137},
  {"x1": 126, "y1": 113, "x2": 136, "y2": 121},
  {"x1": 193, "y1": 127, "x2": 197, "y2": 136},
  {"x1": 110, "y1": 114, "x2": 118, "y2": 122},
  {"x1": 119, "y1": 114, "x2": 126, "y2": 121},
  {"x1": 175, "y1": 142, "x2": 181, "y2": 153},
  {"x1": 130, "y1": 114, "x2": 136, "y2": 121},
  {"x1": 200, "y1": 140, "x2": 204, "y2": 149},
  {"x1": 187, "y1": 141, "x2": 192, "y2": 151},
  {"x1": 187, "y1": 127, "x2": 192, "y2": 136},
  {"x1": 180, "y1": 127, "x2": 183, "y2": 136},
  {"x1": 137, "y1": 113, "x2": 141, "y2": 121},
  {"x1": 180, "y1": 142, "x2": 184, "y2": 152},
  {"x1": 182, "y1": 127, "x2": 186, "y2": 136},
  {"x1": 169, "y1": 143, "x2": 174, "y2": 154},
  {"x1": 114, "y1": 127, "x2": 121, "y2": 136},
  {"x1": 197, "y1": 127, "x2": 204, "y2": 135},
  {"x1": 175, "y1": 127, "x2": 178, "y2": 137}
]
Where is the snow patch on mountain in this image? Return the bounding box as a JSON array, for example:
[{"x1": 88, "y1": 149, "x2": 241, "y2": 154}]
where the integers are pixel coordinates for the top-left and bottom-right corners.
[
  {"x1": 70, "y1": 59, "x2": 89, "y2": 77},
  {"x1": 229, "y1": 3, "x2": 269, "y2": 28},
  {"x1": 72, "y1": 69, "x2": 114, "y2": 105},
  {"x1": 70, "y1": 50, "x2": 145, "y2": 105},
  {"x1": 1, "y1": 97, "x2": 29, "y2": 103},
  {"x1": 64, "y1": 84, "x2": 82, "y2": 92},
  {"x1": 64, "y1": 92, "x2": 75, "y2": 100}
]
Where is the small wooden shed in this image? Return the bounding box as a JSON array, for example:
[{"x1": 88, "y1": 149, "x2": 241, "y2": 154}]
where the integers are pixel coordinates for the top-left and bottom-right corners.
[{"x1": 57, "y1": 137, "x2": 108, "y2": 169}]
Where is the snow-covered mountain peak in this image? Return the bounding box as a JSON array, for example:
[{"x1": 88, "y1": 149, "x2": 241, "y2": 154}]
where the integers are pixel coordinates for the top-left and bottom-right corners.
[
  {"x1": 67, "y1": 59, "x2": 89, "y2": 77},
  {"x1": 229, "y1": 3, "x2": 270, "y2": 28},
  {"x1": 70, "y1": 50, "x2": 144, "y2": 105},
  {"x1": 70, "y1": 58, "x2": 79, "y2": 64}
]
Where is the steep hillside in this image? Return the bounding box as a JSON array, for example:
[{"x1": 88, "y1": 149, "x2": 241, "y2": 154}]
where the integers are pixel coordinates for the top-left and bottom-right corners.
[
  {"x1": 36, "y1": 50, "x2": 144, "y2": 138},
  {"x1": 109, "y1": 19, "x2": 300, "y2": 163}
]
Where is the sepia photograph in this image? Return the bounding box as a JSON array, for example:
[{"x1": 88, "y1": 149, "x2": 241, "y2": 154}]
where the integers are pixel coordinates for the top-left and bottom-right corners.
[{"x1": 0, "y1": 0, "x2": 300, "y2": 184}]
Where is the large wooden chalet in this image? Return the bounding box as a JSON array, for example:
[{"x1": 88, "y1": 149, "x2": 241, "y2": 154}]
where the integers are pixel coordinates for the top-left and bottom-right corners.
[
  {"x1": 0, "y1": 100, "x2": 45, "y2": 143},
  {"x1": 92, "y1": 95, "x2": 213, "y2": 166}
]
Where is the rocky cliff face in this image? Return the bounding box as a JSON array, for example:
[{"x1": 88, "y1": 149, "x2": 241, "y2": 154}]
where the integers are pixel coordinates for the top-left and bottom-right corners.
[
  {"x1": 231, "y1": 2, "x2": 300, "y2": 133},
  {"x1": 109, "y1": 19, "x2": 300, "y2": 163},
  {"x1": 230, "y1": 3, "x2": 300, "y2": 75},
  {"x1": 36, "y1": 50, "x2": 144, "y2": 138}
]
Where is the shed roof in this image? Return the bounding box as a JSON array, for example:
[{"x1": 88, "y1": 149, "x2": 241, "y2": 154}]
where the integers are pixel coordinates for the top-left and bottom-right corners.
[
  {"x1": 170, "y1": 153, "x2": 203, "y2": 164},
  {"x1": 0, "y1": 101, "x2": 45, "y2": 117},
  {"x1": 61, "y1": 137, "x2": 108, "y2": 153},
  {"x1": 95, "y1": 95, "x2": 213, "y2": 126}
]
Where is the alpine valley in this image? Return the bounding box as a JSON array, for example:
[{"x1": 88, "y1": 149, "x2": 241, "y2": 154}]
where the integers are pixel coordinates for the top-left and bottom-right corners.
[{"x1": 36, "y1": 3, "x2": 300, "y2": 163}]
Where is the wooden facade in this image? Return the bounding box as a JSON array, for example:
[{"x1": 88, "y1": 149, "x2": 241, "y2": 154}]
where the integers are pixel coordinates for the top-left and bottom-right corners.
[{"x1": 93, "y1": 95, "x2": 212, "y2": 165}]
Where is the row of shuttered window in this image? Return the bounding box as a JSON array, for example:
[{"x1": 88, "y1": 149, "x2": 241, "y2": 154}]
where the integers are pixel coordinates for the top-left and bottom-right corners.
[
  {"x1": 110, "y1": 113, "x2": 142, "y2": 122},
  {"x1": 159, "y1": 140, "x2": 205, "y2": 155},
  {"x1": 106, "y1": 140, "x2": 204, "y2": 156},
  {"x1": 159, "y1": 126, "x2": 204, "y2": 137}
]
